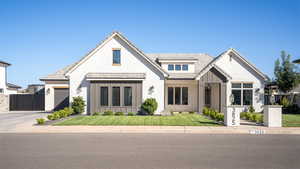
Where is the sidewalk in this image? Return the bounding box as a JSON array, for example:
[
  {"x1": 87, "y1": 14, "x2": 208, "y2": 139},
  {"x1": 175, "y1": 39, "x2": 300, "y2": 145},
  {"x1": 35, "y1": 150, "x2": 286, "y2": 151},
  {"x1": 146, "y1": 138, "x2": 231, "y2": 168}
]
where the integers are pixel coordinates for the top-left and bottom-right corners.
[{"x1": 1, "y1": 124, "x2": 300, "y2": 134}]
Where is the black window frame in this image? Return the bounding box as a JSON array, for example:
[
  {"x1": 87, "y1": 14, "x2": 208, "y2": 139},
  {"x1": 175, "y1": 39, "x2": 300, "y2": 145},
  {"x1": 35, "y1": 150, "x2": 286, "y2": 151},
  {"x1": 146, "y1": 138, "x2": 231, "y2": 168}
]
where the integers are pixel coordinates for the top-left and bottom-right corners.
[
  {"x1": 124, "y1": 86, "x2": 132, "y2": 106},
  {"x1": 175, "y1": 65, "x2": 181, "y2": 71},
  {"x1": 100, "y1": 87, "x2": 109, "y2": 106},
  {"x1": 168, "y1": 64, "x2": 174, "y2": 71},
  {"x1": 112, "y1": 86, "x2": 121, "y2": 106},
  {"x1": 182, "y1": 64, "x2": 189, "y2": 71}
]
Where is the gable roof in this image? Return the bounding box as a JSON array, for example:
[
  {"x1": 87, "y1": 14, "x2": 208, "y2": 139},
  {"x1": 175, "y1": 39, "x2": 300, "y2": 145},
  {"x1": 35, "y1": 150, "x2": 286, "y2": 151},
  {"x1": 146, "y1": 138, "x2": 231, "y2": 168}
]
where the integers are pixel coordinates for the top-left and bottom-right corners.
[
  {"x1": 64, "y1": 31, "x2": 169, "y2": 77},
  {"x1": 195, "y1": 48, "x2": 268, "y2": 81}
]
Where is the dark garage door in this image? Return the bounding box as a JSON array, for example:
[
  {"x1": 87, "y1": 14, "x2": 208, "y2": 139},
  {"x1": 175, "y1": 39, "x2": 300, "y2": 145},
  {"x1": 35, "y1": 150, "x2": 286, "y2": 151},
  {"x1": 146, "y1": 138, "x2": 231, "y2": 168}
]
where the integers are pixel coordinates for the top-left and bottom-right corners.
[{"x1": 54, "y1": 88, "x2": 69, "y2": 111}]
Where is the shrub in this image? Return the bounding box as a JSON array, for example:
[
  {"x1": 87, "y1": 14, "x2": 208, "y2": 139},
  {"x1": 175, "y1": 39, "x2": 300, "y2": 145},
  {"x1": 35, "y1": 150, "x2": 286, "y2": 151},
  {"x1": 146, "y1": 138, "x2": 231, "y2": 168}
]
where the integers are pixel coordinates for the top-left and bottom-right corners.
[
  {"x1": 71, "y1": 96, "x2": 86, "y2": 114},
  {"x1": 240, "y1": 112, "x2": 247, "y2": 119},
  {"x1": 171, "y1": 112, "x2": 180, "y2": 115},
  {"x1": 141, "y1": 98, "x2": 158, "y2": 115},
  {"x1": 283, "y1": 104, "x2": 300, "y2": 114},
  {"x1": 203, "y1": 107, "x2": 209, "y2": 116},
  {"x1": 36, "y1": 118, "x2": 45, "y2": 125},
  {"x1": 127, "y1": 112, "x2": 136, "y2": 116},
  {"x1": 250, "y1": 114, "x2": 257, "y2": 122},
  {"x1": 280, "y1": 97, "x2": 291, "y2": 108},
  {"x1": 216, "y1": 113, "x2": 224, "y2": 122},
  {"x1": 63, "y1": 107, "x2": 74, "y2": 116},
  {"x1": 189, "y1": 111, "x2": 195, "y2": 114},
  {"x1": 52, "y1": 112, "x2": 60, "y2": 120},
  {"x1": 249, "y1": 105, "x2": 255, "y2": 113},
  {"x1": 93, "y1": 112, "x2": 100, "y2": 116},
  {"x1": 209, "y1": 110, "x2": 217, "y2": 119},
  {"x1": 115, "y1": 112, "x2": 124, "y2": 116},
  {"x1": 103, "y1": 111, "x2": 114, "y2": 116},
  {"x1": 256, "y1": 114, "x2": 264, "y2": 123},
  {"x1": 245, "y1": 112, "x2": 252, "y2": 120},
  {"x1": 47, "y1": 114, "x2": 54, "y2": 120}
]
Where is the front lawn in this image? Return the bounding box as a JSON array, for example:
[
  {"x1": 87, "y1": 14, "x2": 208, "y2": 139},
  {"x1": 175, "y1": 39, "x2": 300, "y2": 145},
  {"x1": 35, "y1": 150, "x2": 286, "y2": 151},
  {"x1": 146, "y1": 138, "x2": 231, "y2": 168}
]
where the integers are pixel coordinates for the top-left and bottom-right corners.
[
  {"x1": 283, "y1": 114, "x2": 300, "y2": 127},
  {"x1": 54, "y1": 114, "x2": 220, "y2": 126}
]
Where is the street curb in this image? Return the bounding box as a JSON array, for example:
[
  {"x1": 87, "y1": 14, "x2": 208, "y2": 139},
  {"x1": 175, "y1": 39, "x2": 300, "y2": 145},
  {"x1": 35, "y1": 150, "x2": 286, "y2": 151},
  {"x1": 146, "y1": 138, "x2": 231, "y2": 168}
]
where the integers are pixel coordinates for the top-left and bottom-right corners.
[{"x1": 1, "y1": 126, "x2": 300, "y2": 134}]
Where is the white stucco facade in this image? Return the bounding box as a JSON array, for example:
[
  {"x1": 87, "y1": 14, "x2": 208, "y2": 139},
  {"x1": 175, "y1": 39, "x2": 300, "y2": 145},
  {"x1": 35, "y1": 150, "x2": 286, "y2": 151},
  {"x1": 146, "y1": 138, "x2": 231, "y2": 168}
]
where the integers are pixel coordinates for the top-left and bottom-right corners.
[
  {"x1": 41, "y1": 32, "x2": 267, "y2": 115},
  {"x1": 215, "y1": 52, "x2": 265, "y2": 112},
  {"x1": 67, "y1": 36, "x2": 165, "y2": 114},
  {"x1": 0, "y1": 66, "x2": 7, "y2": 94}
]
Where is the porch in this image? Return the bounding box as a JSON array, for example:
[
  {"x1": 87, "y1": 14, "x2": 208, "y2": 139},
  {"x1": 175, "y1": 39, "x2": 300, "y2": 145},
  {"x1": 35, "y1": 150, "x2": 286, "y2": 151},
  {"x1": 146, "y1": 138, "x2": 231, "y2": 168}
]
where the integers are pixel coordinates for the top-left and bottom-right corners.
[{"x1": 164, "y1": 67, "x2": 229, "y2": 114}]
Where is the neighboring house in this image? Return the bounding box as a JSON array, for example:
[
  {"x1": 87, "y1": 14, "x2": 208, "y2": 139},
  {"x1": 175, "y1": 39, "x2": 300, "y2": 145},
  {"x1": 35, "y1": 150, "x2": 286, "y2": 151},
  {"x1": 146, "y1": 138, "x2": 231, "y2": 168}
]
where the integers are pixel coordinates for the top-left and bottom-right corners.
[
  {"x1": 0, "y1": 61, "x2": 21, "y2": 95},
  {"x1": 25, "y1": 84, "x2": 45, "y2": 94},
  {"x1": 40, "y1": 32, "x2": 268, "y2": 114}
]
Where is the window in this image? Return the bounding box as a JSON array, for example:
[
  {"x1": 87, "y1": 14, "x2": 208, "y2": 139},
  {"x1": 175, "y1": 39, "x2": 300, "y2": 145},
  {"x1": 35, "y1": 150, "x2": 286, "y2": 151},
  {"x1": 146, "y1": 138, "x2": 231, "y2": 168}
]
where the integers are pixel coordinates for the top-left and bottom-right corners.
[
  {"x1": 0, "y1": 88, "x2": 3, "y2": 94},
  {"x1": 175, "y1": 87, "x2": 181, "y2": 104},
  {"x1": 168, "y1": 64, "x2": 174, "y2": 71},
  {"x1": 168, "y1": 87, "x2": 188, "y2": 105},
  {"x1": 100, "y1": 87, "x2": 108, "y2": 106},
  {"x1": 168, "y1": 87, "x2": 174, "y2": 105},
  {"x1": 112, "y1": 87, "x2": 120, "y2": 106},
  {"x1": 182, "y1": 87, "x2": 188, "y2": 105},
  {"x1": 175, "y1": 65, "x2": 181, "y2": 71},
  {"x1": 243, "y1": 90, "x2": 253, "y2": 105},
  {"x1": 231, "y1": 83, "x2": 253, "y2": 106},
  {"x1": 205, "y1": 87, "x2": 211, "y2": 105},
  {"x1": 112, "y1": 49, "x2": 121, "y2": 64},
  {"x1": 182, "y1": 64, "x2": 188, "y2": 71},
  {"x1": 124, "y1": 87, "x2": 132, "y2": 106},
  {"x1": 232, "y1": 90, "x2": 241, "y2": 105}
]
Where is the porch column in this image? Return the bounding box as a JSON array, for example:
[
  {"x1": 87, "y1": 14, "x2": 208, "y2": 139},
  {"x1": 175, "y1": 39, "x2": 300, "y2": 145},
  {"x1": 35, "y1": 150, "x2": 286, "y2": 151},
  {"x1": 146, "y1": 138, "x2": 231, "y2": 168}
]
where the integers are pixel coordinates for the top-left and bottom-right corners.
[
  {"x1": 199, "y1": 81, "x2": 205, "y2": 113},
  {"x1": 220, "y1": 83, "x2": 227, "y2": 114}
]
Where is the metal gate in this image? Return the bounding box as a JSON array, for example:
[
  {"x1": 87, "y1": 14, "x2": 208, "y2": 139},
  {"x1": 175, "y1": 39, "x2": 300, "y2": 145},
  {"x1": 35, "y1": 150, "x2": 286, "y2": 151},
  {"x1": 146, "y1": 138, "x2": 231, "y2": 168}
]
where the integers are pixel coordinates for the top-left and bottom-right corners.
[{"x1": 9, "y1": 94, "x2": 45, "y2": 111}]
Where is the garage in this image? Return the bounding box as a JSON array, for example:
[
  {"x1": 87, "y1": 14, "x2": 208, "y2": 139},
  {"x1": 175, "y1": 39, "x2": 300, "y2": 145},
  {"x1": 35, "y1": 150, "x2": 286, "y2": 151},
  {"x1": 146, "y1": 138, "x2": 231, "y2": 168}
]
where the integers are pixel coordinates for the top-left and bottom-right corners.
[
  {"x1": 54, "y1": 88, "x2": 69, "y2": 111},
  {"x1": 89, "y1": 81, "x2": 142, "y2": 114}
]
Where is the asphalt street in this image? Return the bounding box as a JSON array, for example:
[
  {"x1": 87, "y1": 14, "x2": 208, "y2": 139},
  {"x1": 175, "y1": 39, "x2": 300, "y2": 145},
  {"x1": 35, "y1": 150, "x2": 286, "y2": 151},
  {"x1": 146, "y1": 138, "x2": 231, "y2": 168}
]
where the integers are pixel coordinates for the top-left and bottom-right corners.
[{"x1": 0, "y1": 134, "x2": 299, "y2": 169}]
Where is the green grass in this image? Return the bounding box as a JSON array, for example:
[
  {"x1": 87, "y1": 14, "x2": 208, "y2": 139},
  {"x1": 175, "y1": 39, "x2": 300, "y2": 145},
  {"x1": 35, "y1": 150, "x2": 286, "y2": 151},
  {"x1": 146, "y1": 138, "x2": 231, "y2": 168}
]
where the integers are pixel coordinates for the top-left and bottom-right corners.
[
  {"x1": 283, "y1": 114, "x2": 300, "y2": 127},
  {"x1": 54, "y1": 114, "x2": 220, "y2": 126}
]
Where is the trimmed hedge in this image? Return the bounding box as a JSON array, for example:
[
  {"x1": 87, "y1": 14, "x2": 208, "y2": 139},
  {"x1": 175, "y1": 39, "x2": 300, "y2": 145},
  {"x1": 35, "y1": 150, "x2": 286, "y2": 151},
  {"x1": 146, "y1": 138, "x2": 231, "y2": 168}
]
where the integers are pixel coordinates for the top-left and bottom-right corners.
[
  {"x1": 240, "y1": 112, "x2": 263, "y2": 123},
  {"x1": 115, "y1": 112, "x2": 124, "y2": 116},
  {"x1": 202, "y1": 107, "x2": 224, "y2": 122},
  {"x1": 47, "y1": 107, "x2": 74, "y2": 121}
]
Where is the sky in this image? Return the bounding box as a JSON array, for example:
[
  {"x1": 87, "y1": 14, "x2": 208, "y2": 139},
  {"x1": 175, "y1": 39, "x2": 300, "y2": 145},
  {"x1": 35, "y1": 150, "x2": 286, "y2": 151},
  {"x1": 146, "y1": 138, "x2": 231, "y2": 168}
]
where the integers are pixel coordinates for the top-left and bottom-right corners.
[{"x1": 0, "y1": 0, "x2": 299, "y2": 88}]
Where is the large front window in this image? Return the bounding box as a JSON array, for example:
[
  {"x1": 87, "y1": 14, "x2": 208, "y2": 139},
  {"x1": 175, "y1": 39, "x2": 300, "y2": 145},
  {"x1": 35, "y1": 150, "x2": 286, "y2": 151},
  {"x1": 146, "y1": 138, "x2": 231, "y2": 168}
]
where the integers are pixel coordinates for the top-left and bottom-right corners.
[
  {"x1": 124, "y1": 87, "x2": 132, "y2": 106},
  {"x1": 231, "y1": 83, "x2": 253, "y2": 105},
  {"x1": 168, "y1": 87, "x2": 188, "y2": 105},
  {"x1": 100, "y1": 87, "x2": 108, "y2": 106},
  {"x1": 112, "y1": 87, "x2": 120, "y2": 106}
]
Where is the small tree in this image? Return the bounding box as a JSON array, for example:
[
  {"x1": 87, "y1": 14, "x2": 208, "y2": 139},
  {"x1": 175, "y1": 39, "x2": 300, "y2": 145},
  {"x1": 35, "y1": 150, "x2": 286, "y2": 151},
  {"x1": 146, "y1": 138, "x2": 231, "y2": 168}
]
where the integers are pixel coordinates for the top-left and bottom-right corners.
[
  {"x1": 141, "y1": 98, "x2": 158, "y2": 115},
  {"x1": 274, "y1": 51, "x2": 300, "y2": 93},
  {"x1": 71, "y1": 96, "x2": 86, "y2": 114}
]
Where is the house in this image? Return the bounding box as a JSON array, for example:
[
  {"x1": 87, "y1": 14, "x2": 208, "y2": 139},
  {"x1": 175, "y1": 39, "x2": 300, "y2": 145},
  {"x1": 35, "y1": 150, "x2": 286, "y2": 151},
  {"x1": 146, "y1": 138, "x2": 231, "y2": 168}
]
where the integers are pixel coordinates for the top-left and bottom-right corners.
[
  {"x1": 0, "y1": 61, "x2": 21, "y2": 95},
  {"x1": 25, "y1": 84, "x2": 45, "y2": 94},
  {"x1": 40, "y1": 32, "x2": 268, "y2": 114}
]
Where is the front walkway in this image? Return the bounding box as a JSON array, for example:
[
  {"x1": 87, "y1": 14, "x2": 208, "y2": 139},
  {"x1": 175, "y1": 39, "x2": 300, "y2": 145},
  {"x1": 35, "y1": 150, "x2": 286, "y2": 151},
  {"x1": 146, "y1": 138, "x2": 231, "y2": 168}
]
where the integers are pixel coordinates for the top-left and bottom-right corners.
[{"x1": 1, "y1": 125, "x2": 300, "y2": 134}]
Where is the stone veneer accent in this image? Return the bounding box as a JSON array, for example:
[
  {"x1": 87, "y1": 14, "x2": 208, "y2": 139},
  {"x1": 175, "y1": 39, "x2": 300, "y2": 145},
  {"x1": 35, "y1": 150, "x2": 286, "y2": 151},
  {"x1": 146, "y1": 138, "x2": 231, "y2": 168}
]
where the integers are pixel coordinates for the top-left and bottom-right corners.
[{"x1": 0, "y1": 94, "x2": 9, "y2": 112}]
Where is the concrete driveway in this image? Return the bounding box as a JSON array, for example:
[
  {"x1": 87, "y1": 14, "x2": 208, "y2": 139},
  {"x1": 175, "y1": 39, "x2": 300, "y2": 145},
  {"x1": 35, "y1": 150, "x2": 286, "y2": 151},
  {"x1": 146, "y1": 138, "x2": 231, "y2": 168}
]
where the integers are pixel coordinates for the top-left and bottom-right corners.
[{"x1": 0, "y1": 111, "x2": 49, "y2": 132}]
